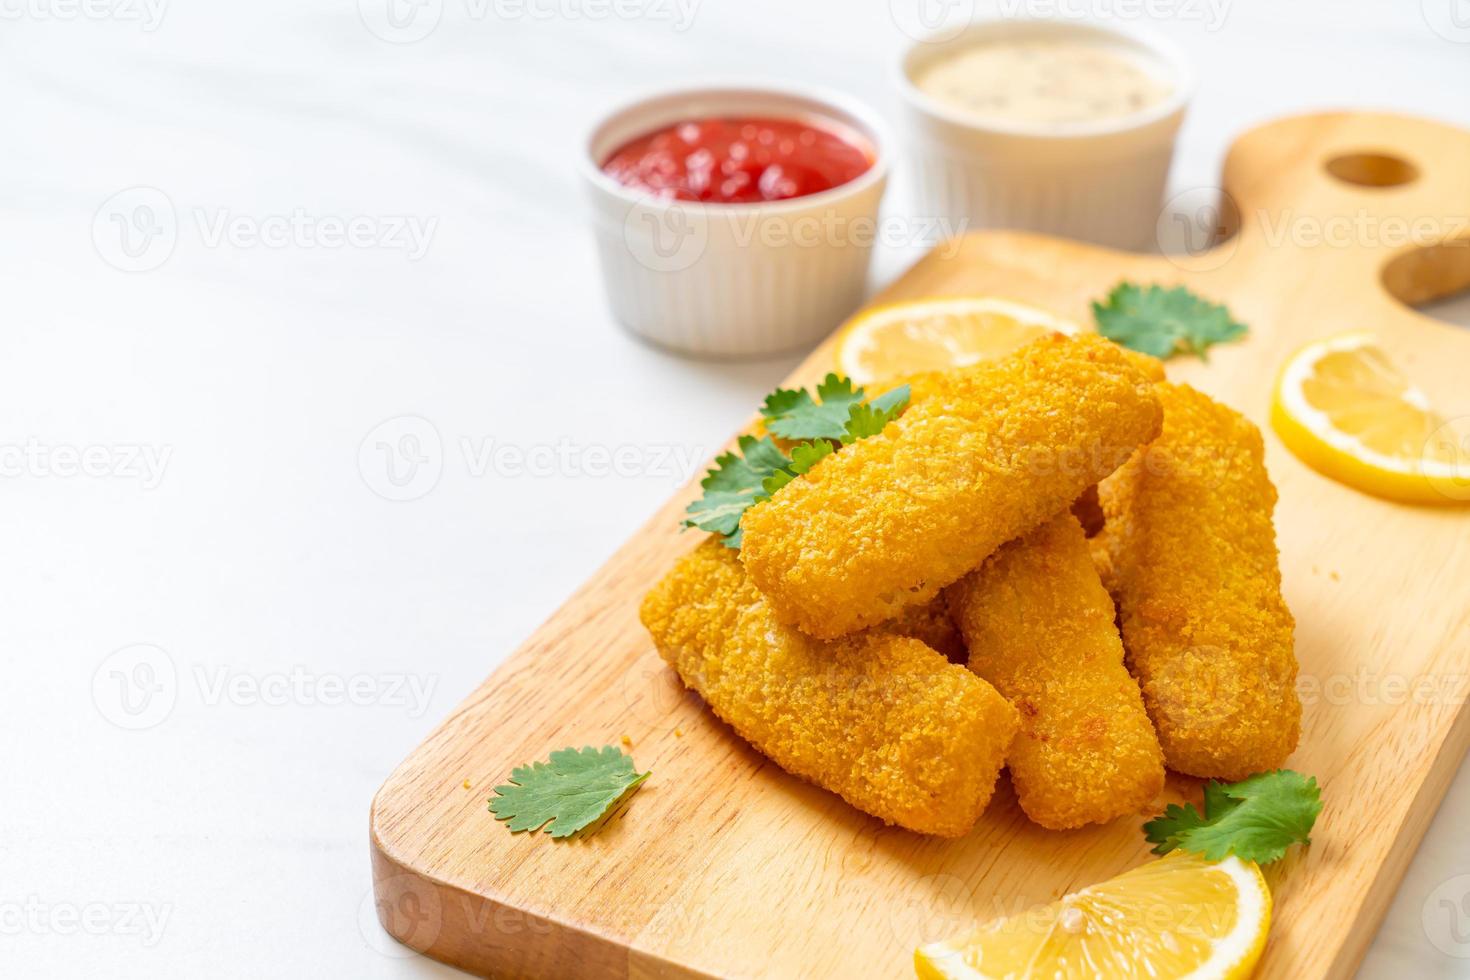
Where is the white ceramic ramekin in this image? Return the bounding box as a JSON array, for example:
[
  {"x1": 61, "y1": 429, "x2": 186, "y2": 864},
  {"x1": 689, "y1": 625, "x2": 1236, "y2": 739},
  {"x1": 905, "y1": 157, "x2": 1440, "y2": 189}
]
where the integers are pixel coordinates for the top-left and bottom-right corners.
[
  {"x1": 581, "y1": 84, "x2": 890, "y2": 357},
  {"x1": 897, "y1": 20, "x2": 1193, "y2": 251}
]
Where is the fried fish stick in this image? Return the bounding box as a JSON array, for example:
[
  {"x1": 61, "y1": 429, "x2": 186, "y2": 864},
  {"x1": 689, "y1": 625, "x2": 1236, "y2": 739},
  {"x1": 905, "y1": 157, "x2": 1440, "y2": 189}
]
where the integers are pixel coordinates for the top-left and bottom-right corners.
[
  {"x1": 741, "y1": 334, "x2": 1162, "y2": 639},
  {"x1": 1098, "y1": 383, "x2": 1300, "y2": 780},
  {"x1": 640, "y1": 540, "x2": 1019, "y2": 836},
  {"x1": 946, "y1": 514, "x2": 1165, "y2": 829}
]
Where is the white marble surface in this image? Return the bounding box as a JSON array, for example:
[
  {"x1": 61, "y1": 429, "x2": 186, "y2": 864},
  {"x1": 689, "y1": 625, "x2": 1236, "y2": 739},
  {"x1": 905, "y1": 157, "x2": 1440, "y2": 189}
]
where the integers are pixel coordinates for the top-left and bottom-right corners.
[{"x1": 3, "y1": 1, "x2": 1470, "y2": 976}]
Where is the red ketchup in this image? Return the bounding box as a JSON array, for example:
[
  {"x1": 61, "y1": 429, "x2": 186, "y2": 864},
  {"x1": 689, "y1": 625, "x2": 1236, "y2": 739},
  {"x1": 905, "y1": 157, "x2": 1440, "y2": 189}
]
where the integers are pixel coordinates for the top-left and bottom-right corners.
[{"x1": 601, "y1": 116, "x2": 873, "y2": 204}]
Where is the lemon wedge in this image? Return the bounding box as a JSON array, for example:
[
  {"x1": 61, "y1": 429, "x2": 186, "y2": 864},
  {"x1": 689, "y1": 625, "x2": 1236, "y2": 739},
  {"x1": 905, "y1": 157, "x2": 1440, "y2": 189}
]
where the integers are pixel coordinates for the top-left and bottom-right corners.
[
  {"x1": 834, "y1": 297, "x2": 1078, "y2": 385},
  {"x1": 915, "y1": 852, "x2": 1270, "y2": 980},
  {"x1": 1271, "y1": 332, "x2": 1470, "y2": 503}
]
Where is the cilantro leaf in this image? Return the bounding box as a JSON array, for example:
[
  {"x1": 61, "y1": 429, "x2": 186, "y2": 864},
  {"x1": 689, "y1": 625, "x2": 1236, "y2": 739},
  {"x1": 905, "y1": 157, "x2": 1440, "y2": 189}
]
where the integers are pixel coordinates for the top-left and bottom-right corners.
[
  {"x1": 869, "y1": 383, "x2": 912, "y2": 417},
  {"x1": 1092, "y1": 282, "x2": 1248, "y2": 361},
  {"x1": 684, "y1": 375, "x2": 911, "y2": 549},
  {"x1": 761, "y1": 373, "x2": 867, "y2": 441},
  {"x1": 1143, "y1": 770, "x2": 1323, "y2": 864},
  {"x1": 842, "y1": 384, "x2": 910, "y2": 444},
  {"x1": 489, "y1": 745, "x2": 649, "y2": 839},
  {"x1": 762, "y1": 439, "x2": 834, "y2": 496},
  {"x1": 1143, "y1": 800, "x2": 1213, "y2": 855},
  {"x1": 682, "y1": 435, "x2": 790, "y2": 546}
]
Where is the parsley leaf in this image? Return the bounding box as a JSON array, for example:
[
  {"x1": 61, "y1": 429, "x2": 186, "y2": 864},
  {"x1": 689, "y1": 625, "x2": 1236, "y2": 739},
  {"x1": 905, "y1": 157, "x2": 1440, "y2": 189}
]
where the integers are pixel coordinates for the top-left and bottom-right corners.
[
  {"x1": 761, "y1": 374, "x2": 867, "y2": 441},
  {"x1": 1092, "y1": 282, "x2": 1248, "y2": 360},
  {"x1": 1144, "y1": 770, "x2": 1323, "y2": 864},
  {"x1": 489, "y1": 745, "x2": 649, "y2": 839},
  {"x1": 682, "y1": 435, "x2": 790, "y2": 546}
]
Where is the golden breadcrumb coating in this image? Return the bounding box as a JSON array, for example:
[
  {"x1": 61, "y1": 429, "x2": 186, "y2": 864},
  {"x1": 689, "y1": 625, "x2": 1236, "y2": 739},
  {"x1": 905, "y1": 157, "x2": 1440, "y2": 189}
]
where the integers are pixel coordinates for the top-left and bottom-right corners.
[
  {"x1": 946, "y1": 514, "x2": 1165, "y2": 830},
  {"x1": 908, "y1": 348, "x2": 1157, "y2": 544},
  {"x1": 1118, "y1": 347, "x2": 1167, "y2": 383},
  {"x1": 882, "y1": 595, "x2": 968, "y2": 663},
  {"x1": 1098, "y1": 382, "x2": 1300, "y2": 781},
  {"x1": 740, "y1": 334, "x2": 1163, "y2": 639},
  {"x1": 640, "y1": 540, "x2": 1018, "y2": 837}
]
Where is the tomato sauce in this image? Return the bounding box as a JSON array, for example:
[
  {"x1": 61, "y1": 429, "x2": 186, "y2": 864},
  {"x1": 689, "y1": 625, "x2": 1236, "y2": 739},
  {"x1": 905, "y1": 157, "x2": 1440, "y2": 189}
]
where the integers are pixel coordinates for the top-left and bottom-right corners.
[{"x1": 601, "y1": 116, "x2": 872, "y2": 204}]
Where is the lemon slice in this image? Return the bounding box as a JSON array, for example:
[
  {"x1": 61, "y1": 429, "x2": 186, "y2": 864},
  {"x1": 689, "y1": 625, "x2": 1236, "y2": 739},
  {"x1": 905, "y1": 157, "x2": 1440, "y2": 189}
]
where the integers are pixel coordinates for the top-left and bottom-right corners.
[
  {"x1": 835, "y1": 297, "x2": 1078, "y2": 385},
  {"x1": 915, "y1": 853, "x2": 1270, "y2": 980},
  {"x1": 1271, "y1": 332, "x2": 1470, "y2": 503}
]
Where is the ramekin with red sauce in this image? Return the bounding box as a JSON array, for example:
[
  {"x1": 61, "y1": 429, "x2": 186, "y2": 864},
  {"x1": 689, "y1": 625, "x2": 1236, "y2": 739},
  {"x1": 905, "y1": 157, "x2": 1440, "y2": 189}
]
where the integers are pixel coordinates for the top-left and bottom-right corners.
[{"x1": 582, "y1": 85, "x2": 889, "y2": 357}]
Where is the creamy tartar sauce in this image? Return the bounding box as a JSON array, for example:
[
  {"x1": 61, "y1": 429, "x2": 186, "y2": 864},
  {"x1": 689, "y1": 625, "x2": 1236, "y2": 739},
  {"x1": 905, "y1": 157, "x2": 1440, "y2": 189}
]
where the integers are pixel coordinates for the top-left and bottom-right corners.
[{"x1": 915, "y1": 39, "x2": 1173, "y2": 128}]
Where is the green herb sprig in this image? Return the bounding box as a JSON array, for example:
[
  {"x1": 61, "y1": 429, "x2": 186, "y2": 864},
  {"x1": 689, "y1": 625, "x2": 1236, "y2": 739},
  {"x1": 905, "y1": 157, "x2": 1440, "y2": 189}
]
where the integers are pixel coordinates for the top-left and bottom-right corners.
[
  {"x1": 1093, "y1": 282, "x2": 1248, "y2": 361},
  {"x1": 1144, "y1": 769, "x2": 1323, "y2": 864},
  {"x1": 489, "y1": 745, "x2": 649, "y2": 839},
  {"x1": 683, "y1": 375, "x2": 909, "y2": 548}
]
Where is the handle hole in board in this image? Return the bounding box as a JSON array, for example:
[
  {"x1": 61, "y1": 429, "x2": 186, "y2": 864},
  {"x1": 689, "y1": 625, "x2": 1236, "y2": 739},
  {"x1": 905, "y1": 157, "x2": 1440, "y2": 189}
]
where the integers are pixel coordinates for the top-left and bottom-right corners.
[
  {"x1": 1382, "y1": 239, "x2": 1470, "y2": 331},
  {"x1": 1325, "y1": 152, "x2": 1419, "y2": 188}
]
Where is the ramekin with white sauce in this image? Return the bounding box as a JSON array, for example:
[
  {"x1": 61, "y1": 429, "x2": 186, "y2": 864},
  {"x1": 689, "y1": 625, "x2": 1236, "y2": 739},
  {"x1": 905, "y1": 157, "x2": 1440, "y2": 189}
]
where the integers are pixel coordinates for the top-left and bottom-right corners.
[{"x1": 897, "y1": 20, "x2": 1193, "y2": 251}]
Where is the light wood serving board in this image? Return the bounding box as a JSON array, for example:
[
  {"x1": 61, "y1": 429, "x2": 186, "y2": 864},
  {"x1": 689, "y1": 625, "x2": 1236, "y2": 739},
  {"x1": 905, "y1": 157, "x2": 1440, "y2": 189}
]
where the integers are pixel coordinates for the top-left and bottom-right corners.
[{"x1": 371, "y1": 111, "x2": 1470, "y2": 979}]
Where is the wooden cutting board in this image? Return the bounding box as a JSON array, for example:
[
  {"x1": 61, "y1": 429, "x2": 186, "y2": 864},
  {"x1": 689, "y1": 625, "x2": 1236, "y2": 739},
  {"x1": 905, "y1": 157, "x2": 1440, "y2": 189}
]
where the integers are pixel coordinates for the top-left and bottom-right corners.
[{"x1": 370, "y1": 111, "x2": 1470, "y2": 979}]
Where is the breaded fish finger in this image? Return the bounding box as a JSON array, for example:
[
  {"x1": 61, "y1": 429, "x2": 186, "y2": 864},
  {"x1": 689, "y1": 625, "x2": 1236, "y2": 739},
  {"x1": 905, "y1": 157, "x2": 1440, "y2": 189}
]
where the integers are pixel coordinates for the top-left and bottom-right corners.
[
  {"x1": 946, "y1": 514, "x2": 1165, "y2": 830},
  {"x1": 1098, "y1": 382, "x2": 1300, "y2": 780},
  {"x1": 640, "y1": 540, "x2": 1019, "y2": 837},
  {"x1": 740, "y1": 334, "x2": 1162, "y2": 639}
]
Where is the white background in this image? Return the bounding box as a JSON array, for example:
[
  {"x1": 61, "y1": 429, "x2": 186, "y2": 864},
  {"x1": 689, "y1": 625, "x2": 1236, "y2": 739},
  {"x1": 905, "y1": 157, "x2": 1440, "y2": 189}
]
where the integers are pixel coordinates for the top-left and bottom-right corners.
[{"x1": 3, "y1": 0, "x2": 1470, "y2": 976}]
